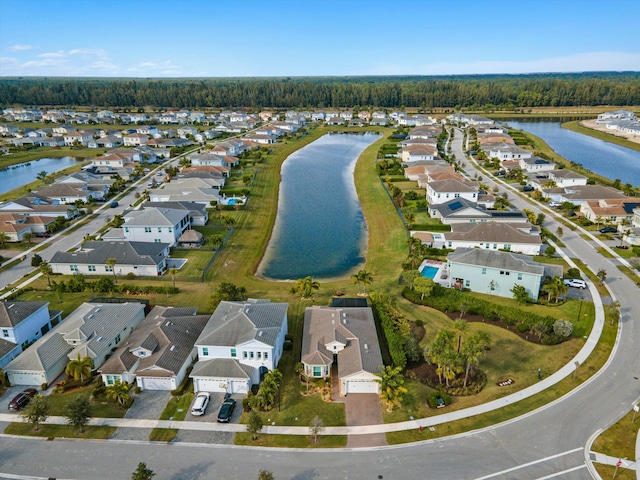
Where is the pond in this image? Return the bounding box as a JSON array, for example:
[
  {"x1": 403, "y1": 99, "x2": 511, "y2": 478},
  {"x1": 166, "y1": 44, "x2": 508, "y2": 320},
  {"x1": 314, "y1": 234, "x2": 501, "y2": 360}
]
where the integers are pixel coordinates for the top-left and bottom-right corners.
[
  {"x1": 0, "y1": 156, "x2": 84, "y2": 195},
  {"x1": 257, "y1": 132, "x2": 381, "y2": 280},
  {"x1": 506, "y1": 120, "x2": 640, "y2": 186}
]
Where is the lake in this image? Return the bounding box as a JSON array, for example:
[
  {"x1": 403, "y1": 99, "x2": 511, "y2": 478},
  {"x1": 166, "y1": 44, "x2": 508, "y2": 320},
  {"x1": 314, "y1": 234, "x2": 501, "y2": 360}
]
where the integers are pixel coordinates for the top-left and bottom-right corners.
[
  {"x1": 257, "y1": 132, "x2": 381, "y2": 280},
  {"x1": 0, "y1": 156, "x2": 84, "y2": 195},
  {"x1": 506, "y1": 120, "x2": 640, "y2": 186}
]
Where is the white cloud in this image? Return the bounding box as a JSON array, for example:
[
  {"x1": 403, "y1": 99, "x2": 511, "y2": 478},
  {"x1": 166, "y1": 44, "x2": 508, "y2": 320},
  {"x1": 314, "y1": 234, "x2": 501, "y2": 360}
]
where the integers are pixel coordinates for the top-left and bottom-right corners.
[
  {"x1": 369, "y1": 52, "x2": 640, "y2": 76},
  {"x1": 6, "y1": 44, "x2": 33, "y2": 52},
  {"x1": 0, "y1": 48, "x2": 121, "y2": 76}
]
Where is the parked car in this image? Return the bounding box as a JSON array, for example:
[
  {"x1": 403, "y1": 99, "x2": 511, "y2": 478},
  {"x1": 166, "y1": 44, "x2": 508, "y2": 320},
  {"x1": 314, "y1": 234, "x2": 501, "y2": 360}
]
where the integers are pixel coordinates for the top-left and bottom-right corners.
[
  {"x1": 8, "y1": 388, "x2": 38, "y2": 411},
  {"x1": 564, "y1": 279, "x2": 587, "y2": 289},
  {"x1": 599, "y1": 226, "x2": 618, "y2": 234},
  {"x1": 217, "y1": 396, "x2": 236, "y2": 423},
  {"x1": 523, "y1": 185, "x2": 535, "y2": 192},
  {"x1": 191, "y1": 392, "x2": 210, "y2": 416},
  {"x1": 548, "y1": 201, "x2": 561, "y2": 208},
  {"x1": 109, "y1": 201, "x2": 119, "y2": 208}
]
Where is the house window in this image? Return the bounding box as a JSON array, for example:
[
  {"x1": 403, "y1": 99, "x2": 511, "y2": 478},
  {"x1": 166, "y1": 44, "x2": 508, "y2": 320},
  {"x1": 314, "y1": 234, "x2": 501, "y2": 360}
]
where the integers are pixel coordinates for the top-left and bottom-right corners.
[
  {"x1": 105, "y1": 375, "x2": 116, "y2": 385},
  {"x1": 465, "y1": 280, "x2": 470, "y2": 287},
  {"x1": 105, "y1": 265, "x2": 113, "y2": 272},
  {"x1": 158, "y1": 227, "x2": 162, "y2": 232},
  {"x1": 264, "y1": 352, "x2": 268, "y2": 360},
  {"x1": 257, "y1": 351, "x2": 262, "y2": 359},
  {"x1": 88, "y1": 265, "x2": 96, "y2": 272},
  {"x1": 124, "y1": 227, "x2": 129, "y2": 233},
  {"x1": 493, "y1": 243, "x2": 497, "y2": 249},
  {"x1": 313, "y1": 366, "x2": 322, "y2": 377},
  {"x1": 202, "y1": 347, "x2": 209, "y2": 356},
  {"x1": 169, "y1": 227, "x2": 173, "y2": 232},
  {"x1": 518, "y1": 273, "x2": 523, "y2": 280},
  {"x1": 115, "y1": 334, "x2": 121, "y2": 344},
  {"x1": 250, "y1": 351, "x2": 254, "y2": 359},
  {"x1": 231, "y1": 348, "x2": 236, "y2": 358},
  {"x1": 154, "y1": 239, "x2": 161, "y2": 243},
  {"x1": 481, "y1": 268, "x2": 487, "y2": 275},
  {"x1": 454, "y1": 193, "x2": 460, "y2": 198},
  {"x1": 2, "y1": 329, "x2": 8, "y2": 337},
  {"x1": 70, "y1": 265, "x2": 78, "y2": 272},
  {"x1": 243, "y1": 351, "x2": 248, "y2": 359},
  {"x1": 145, "y1": 227, "x2": 152, "y2": 233},
  {"x1": 504, "y1": 244, "x2": 511, "y2": 251}
]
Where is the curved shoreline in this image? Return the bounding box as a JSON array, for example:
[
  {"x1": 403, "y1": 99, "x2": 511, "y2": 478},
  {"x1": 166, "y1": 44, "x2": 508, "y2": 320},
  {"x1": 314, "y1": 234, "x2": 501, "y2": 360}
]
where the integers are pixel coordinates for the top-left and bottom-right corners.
[{"x1": 561, "y1": 119, "x2": 640, "y2": 152}]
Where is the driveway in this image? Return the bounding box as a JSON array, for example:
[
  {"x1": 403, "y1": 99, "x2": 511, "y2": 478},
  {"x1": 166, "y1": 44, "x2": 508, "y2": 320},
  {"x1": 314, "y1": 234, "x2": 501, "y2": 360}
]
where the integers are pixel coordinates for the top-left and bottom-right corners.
[
  {"x1": 176, "y1": 392, "x2": 238, "y2": 444},
  {"x1": 109, "y1": 390, "x2": 171, "y2": 441}
]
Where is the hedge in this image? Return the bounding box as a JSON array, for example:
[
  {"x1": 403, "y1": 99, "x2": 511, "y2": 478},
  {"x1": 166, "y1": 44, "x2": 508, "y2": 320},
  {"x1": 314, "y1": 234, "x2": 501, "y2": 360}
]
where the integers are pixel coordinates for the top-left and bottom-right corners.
[
  {"x1": 403, "y1": 285, "x2": 557, "y2": 337},
  {"x1": 370, "y1": 293, "x2": 408, "y2": 370}
]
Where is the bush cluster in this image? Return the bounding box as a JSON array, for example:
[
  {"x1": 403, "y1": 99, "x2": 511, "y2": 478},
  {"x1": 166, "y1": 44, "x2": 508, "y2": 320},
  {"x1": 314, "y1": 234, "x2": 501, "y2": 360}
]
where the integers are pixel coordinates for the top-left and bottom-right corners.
[
  {"x1": 403, "y1": 285, "x2": 567, "y2": 343},
  {"x1": 427, "y1": 391, "x2": 452, "y2": 408}
]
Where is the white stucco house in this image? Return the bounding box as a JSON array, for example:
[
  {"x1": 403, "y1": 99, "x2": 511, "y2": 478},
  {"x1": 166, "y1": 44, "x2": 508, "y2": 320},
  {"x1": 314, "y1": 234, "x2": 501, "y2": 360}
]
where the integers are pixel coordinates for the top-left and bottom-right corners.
[
  {"x1": 5, "y1": 302, "x2": 146, "y2": 386},
  {"x1": 99, "y1": 306, "x2": 209, "y2": 391},
  {"x1": 190, "y1": 299, "x2": 289, "y2": 394},
  {"x1": 121, "y1": 207, "x2": 191, "y2": 247},
  {"x1": 426, "y1": 179, "x2": 479, "y2": 205}
]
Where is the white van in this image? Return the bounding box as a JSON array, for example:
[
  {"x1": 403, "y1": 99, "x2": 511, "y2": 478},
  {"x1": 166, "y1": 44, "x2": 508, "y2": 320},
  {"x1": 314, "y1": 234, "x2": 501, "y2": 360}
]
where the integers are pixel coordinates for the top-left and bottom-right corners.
[{"x1": 191, "y1": 392, "x2": 210, "y2": 416}]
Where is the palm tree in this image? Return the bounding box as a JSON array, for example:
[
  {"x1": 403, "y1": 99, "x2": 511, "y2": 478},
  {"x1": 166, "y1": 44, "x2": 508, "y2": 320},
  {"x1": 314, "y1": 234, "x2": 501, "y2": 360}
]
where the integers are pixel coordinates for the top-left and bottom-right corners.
[
  {"x1": 461, "y1": 335, "x2": 485, "y2": 388},
  {"x1": 551, "y1": 276, "x2": 567, "y2": 304},
  {"x1": 65, "y1": 353, "x2": 93, "y2": 382},
  {"x1": 294, "y1": 276, "x2": 320, "y2": 299},
  {"x1": 36, "y1": 170, "x2": 48, "y2": 185},
  {"x1": 351, "y1": 272, "x2": 361, "y2": 295},
  {"x1": 358, "y1": 270, "x2": 373, "y2": 295},
  {"x1": 375, "y1": 365, "x2": 408, "y2": 412},
  {"x1": 39, "y1": 261, "x2": 53, "y2": 287},
  {"x1": 106, "y1": 379, "x2": 131, "y2": 407},
  {"x1": 452, "y1": 319, "x2": 469, "y2": 353},
  {"x1": 106, "y1": 258, "x2": 117, "y2": 284},
  {"x1": 0, "y1": 232, "x2": 9, "y2": 248},
  {"x1": 23, "y1": 232, "x2": 33, "y2": 244},
  {"x1": 168, "y1": 268, "x2": 177, "y2": 288}
]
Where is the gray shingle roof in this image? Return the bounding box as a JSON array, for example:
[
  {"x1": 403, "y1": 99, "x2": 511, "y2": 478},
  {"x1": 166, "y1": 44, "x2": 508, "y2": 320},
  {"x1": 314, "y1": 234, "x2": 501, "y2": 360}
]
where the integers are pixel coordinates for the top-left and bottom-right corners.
[
  {"x1": 51, "y1": 241, "x2": 169, "y2": 266},
  {"x1": 0, "y1": 337, "x2": 19, "y2": 359},
  {"x1": 447, "y1": 247, "x2": 545, "y2": 275},
  {"x1": 123, "y1": 207, "x2": 188, "y2": 227},
  {"x1": 0, "y1": 301, "x2": 49, "y2": 328},
  {"x1": 190, "y1": 358, "x2": 253, "y2": 379},
  {"x1": 301, "y1": 306, "x2": 383, "y2": 377},
  {"x1": 196, "y1": 300, "x2": 288, "y2": 348},
  {"x1": 445, "y1": 222, "x2": 542, "y2": 245}
]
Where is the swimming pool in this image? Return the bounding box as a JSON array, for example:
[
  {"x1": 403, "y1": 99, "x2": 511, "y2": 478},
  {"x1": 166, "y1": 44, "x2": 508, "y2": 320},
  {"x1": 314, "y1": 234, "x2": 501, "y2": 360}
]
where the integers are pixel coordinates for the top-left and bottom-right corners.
[
  {"x1": 227, "y1": 198, "x2": 237, "y2": 205},
  {"x1": 420, "y1": 265, "x2": 439, "y2": 279}
]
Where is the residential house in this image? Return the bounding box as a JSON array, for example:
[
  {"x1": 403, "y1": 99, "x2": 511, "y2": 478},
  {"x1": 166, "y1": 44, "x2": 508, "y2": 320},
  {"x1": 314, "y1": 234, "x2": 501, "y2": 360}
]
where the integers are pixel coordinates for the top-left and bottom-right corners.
[
  {"x1": 519, "y1": 156, "x2": 556, "y2": 174},
  {"x1": 429, "y1": 198, "x2": 527, "y2": 224},
  {"x1": 401, "y1": 144, "x2": 438, "y2": 163},
  {"x1": 311, "y1": 111, "x2": 326, "y2": 122},
  {"x1": 0, "y1": 194, "x2": 78, "y2": 219},
  {"x1": 121, "y1": 207, "x2": 191, "y2": 246},
  {"x1": 143, "y1": 201, "x2": 209, "y2": 226},
  {"x1": 123, "y1": 133, "x2": 149, "y2": 147},
  {"x1": 426, "y1": 178, "x2": 479, "y2": 205},
  {"x1": 37, "y1": 136, "x2": 65, "y2": 147},
  {"x1": 0, "y1": 125, "x2": 19, "y2": 136},
  {"x1": 547, "y1": 170, "x2": 588, "y2": 188},
  {"x1": 148, "y1": 177, "x2": 225, "y2": 206},
  {"x1": 5, "y1": 302, "x2": 146, "y2": 386},
  {"x1": 190, "y1": 299, "x2": 289, "y2": 394},
  {"x1": 438, "y1": 222, "x2": 543, "y2": 255},
  {"x1": 88, "y1": 135, "x2": 123, "y2": 149},
  {"x1": 579, "y1": 199, "x2": 640, "y2": 226},
  {"x1": 34, "y1": 184, "x2": 92, "y2": 204},
  {"x1": 243, "y1": 133, "x2": 276, "y2": 144},
  {"x1": 180, "y1": 165, "x2": 229, "y2": 178},
  {"x1": 50, "y1": 241, "x2": 170, "y2": 277},
  {"x1": 543, "y1": 185, "x2": 626, "y2": 206},
  {"x1": 99, "y1": 306, "x2": 209, "y2": 391},
  {"x1": 0, "y1": 213, "x2": 34, "y2": 242},
  {"x1": 301, "y1": 305, "x2": 383, "y2": 395},
  {"x1": 0, "y1": 301, "x2": 62, "y2": 364},
  {"x1": 446, "y1": 248, "x2": 562, "y2": 300},
  {"x1": 485, "y1": 143, "x2": 533, "y2": 161},
  {"x1": 63, "y1": 131, "x2": 93, "y2": 147}
]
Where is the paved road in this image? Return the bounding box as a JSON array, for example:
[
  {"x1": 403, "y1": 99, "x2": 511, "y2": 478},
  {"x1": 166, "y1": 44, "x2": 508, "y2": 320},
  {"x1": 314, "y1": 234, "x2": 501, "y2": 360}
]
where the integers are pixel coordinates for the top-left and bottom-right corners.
[{"x1": 0, "y1": 129, "x2": 638, "y2": 479}]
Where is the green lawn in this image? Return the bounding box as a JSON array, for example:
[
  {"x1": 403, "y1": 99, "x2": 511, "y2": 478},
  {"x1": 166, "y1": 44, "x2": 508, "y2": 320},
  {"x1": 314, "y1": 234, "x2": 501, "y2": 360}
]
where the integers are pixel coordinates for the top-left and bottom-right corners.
[
  {"x1": 592, "y1": 408, "x2": 637, "y2": 461},
  {"x1": 563, "y1": 120, "x2": 640, "y2": 153},
  {"x1": 4, "y1": 422, "x2": 116, "y2": 439},
  {"x1": 149, "y1": 390, "x2": 194, "y2": 442},
  {"x1": 234, "y1": 432, "x2": 347, "y2": 448},
  {"x1": 45, "y1": 383, "x2": 128, "y2": 418}
]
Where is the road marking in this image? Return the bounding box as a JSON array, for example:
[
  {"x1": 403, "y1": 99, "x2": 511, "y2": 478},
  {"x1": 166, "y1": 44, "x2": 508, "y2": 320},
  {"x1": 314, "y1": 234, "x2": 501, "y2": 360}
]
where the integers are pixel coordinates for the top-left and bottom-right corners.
[
  {"x1": 534, "y1": 464, "x2": 586, "y2": 479},
  {"x1": 473, "y1": 447, "x2": 583, "y2": 480}
]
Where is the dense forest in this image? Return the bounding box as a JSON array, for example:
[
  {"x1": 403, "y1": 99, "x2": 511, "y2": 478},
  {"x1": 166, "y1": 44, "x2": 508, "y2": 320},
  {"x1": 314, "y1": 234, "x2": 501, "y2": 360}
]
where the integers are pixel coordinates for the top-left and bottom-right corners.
[{"x1": 0, "y1": 72, "x2": 638, "y2": 109}]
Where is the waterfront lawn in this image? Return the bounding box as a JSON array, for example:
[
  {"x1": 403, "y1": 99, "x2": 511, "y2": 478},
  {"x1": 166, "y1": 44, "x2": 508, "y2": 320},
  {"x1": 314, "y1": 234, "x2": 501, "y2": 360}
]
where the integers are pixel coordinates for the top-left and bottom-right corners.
[{"x1": 0, "y1": 146, "x2": 100, "y2": 169}]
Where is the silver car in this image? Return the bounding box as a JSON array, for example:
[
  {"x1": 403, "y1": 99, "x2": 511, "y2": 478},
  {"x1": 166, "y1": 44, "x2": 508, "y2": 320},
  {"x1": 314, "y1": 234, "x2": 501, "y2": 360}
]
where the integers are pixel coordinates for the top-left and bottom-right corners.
[{"x1": 191, "y1": 392, "x2": 210, "y2": 416}]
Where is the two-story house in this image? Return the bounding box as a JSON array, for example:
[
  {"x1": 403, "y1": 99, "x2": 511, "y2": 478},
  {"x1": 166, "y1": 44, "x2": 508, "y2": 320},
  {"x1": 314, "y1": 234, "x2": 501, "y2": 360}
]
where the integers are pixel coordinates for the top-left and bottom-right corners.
[
  {"x1": 190, "y1": 299, "x2": 289, "y2": 394},
  {"x1": 121, "y1": 207, "x2": 191, "y2": 246}
]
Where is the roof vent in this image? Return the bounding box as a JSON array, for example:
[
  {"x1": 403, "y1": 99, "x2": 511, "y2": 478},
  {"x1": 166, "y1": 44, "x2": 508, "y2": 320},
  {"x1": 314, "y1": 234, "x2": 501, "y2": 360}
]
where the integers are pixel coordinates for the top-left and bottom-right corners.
[
  {"x1": 364, "y1": 344, "x2": 369, "y2": 350},
  {"x1": 7, "y1": 304, "x2": 14, "y2": 309},
  {"x1": 96, "y1": 336, "x2": 103, "y2": 342},
  {"x1": 258, "y1": 331, "x2": 263, "y2": 337},
  {"x1": 87, "y1": 314, "x2": 93, "y2": 320},
  {"x1": 170, "y1": 345, "x2": 176, "y2": 351}
]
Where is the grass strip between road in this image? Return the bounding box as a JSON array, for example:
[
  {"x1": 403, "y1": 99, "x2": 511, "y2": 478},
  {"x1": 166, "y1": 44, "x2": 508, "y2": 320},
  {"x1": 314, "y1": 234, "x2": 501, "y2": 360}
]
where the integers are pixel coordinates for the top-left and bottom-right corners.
[{"x1": 4, "y1": 422, "x2": 116, "y2": 440}]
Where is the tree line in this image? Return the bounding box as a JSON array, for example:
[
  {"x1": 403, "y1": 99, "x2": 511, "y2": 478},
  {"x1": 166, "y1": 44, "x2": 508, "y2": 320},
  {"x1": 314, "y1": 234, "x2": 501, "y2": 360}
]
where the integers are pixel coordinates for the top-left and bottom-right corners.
[{"x1": 1, "y1": 72, "x2": 639, "y2": 109}]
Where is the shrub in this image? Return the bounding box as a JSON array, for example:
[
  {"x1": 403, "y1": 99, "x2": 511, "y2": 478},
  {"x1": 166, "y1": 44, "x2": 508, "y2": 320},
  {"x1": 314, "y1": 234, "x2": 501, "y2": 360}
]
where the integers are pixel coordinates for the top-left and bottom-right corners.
[
  {"x1": 516, "y1": 323, "x2": 529, "y2": 333},
  {"x1": 40, "y1": 383, "x2": 48, "y2": 391},
  {"x1": 133, "y1": 386, "x2": 142, "y2": 394},
  {"x1": 51, "y1": 386, "x2": 65, "y2": 395},
  {"x1": 125, "y1": 272, "x2": 136, "y2": 280},
  {"x1": 553, "y1": 319, "x2": 574, "y2": 338}
]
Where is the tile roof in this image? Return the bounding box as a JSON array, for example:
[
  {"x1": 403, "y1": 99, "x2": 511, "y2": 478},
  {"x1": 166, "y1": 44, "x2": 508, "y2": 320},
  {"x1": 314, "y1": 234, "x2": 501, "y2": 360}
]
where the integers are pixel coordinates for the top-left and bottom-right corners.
[
  {"x1": 301, "y1": 306, "x2": 383, "y2": 377},
  {"x1": 196, "y1": 300, "x2": 288, "y2": 348}
]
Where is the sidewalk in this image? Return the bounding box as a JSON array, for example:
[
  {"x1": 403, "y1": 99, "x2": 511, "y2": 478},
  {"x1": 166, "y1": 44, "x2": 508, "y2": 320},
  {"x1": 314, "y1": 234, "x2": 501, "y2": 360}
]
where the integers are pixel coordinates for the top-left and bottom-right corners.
[{"x1": 590, "y1": 451, "x2": 636, "y2": 471}]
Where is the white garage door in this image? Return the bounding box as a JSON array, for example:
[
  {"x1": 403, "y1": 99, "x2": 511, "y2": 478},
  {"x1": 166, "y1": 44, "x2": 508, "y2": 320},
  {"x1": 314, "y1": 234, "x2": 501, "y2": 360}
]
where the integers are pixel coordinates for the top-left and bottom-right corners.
[
  {"x1": 345, "y1": 380, "x2": 379, "y2": 394},
  {"x1": 139, "y1": 377, "x2": 173, "y2": 391},
  {"x1": 194, "y1": 378, "x2": 249, "y2": 394},
  {"x1": 8, "y1": 372, "x2": 43, "y2": 386}
]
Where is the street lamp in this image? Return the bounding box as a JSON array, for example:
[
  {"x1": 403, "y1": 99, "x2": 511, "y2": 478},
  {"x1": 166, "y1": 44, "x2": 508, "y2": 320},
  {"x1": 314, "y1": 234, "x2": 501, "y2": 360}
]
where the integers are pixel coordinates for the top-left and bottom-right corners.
[
  {"x1": 576, "y1": 296, "x2": 583, "y2": 322},
  {"x1": 276, "y1": 381, "x2": 281, "y2": 412}
]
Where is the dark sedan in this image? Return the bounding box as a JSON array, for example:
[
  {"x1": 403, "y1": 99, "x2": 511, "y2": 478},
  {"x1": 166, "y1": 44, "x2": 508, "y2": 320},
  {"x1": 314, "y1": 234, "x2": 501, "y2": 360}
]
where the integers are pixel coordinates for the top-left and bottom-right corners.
[
  {"x1": 216, "y1": 397, "x2": 236, "y2": 423},
  {"x1": 8, "y1": 388, "x2": 38, "y2": 411}
]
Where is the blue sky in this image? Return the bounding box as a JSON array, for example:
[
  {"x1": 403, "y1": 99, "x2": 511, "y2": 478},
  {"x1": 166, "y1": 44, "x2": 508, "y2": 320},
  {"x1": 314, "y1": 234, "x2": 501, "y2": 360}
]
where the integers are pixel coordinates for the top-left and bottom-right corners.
[{"x1": 1, "y1": 0, "x2": 638, "y2": 77}]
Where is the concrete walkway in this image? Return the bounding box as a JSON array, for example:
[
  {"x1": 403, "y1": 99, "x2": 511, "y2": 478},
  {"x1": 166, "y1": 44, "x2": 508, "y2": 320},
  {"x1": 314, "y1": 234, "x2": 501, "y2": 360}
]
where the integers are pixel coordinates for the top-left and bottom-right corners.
[{"x1": 590, "y1": 451, "x2": 636, "y2": 472}]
